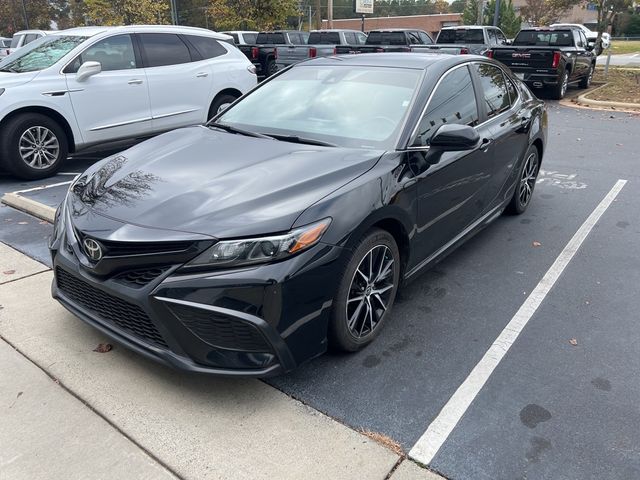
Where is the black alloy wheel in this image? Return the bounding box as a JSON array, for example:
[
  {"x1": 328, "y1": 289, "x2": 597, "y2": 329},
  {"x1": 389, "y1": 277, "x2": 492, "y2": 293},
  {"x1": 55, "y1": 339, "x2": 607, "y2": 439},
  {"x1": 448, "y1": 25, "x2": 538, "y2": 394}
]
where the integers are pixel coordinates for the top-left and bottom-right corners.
[
  {"x1": 506, "y1": 145, "x2": 539, "y2": 215},
  {"x1": 329, "y1": 229, "x2": 400, "y2": 351}
]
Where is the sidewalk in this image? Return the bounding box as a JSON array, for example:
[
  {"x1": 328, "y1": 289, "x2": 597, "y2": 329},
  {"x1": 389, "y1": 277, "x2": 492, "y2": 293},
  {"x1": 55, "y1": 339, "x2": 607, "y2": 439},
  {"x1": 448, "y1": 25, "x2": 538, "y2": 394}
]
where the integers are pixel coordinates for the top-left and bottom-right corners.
[{"x1": 0, "y1": 242, "x2": 443, "y2": 480}]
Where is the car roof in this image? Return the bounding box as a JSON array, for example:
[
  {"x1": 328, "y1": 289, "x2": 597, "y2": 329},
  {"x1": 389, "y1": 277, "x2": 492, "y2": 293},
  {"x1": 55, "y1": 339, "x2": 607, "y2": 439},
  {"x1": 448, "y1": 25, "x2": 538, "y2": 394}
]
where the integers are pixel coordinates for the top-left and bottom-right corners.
[
  {"x1": 441, "y1": 26, "x2": 488, "y2": 30},
  {"x1": 13, "y1": 29, "x2": 55, "y2": 35},
  {"x1": 305, "y1": 52, "x2": 482, "y2": 70},
  {"x1": 52, "y1": 25, "x2": 231, "y2": 40},
  {"x1": 368, "y1": 28, "x2": 425, "y2": 33},
  {"x1": 310, "y1": 29, "x2": 364, "y2": 33}
]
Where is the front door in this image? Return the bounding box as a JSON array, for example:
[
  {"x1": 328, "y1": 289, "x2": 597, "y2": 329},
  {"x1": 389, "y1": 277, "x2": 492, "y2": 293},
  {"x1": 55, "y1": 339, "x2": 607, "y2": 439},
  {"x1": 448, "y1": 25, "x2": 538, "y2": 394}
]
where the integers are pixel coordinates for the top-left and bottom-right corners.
[
  {"x1": 408, "y1": 64, "x2": 495, "y2": 264},
  {"x1": 65, "y1": 34, "x2": 152, "y2": 146}
]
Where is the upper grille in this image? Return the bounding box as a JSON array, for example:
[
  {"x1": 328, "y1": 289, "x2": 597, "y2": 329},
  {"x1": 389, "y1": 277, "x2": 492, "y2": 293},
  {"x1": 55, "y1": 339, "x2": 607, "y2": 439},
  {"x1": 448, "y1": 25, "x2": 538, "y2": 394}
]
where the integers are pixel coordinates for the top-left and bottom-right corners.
[
  {"x1": 56, "y1": 268, "x2": 168, "y2": 349},
  {"x1": 114, "y1": 267, "x2": 170, "y2": 288},
  {"x1": 168, "y1": 303, "x2": 271, "y2": 353},
  {"x1": 74, "y1": 229, "x2": 193, "y2": 257}
]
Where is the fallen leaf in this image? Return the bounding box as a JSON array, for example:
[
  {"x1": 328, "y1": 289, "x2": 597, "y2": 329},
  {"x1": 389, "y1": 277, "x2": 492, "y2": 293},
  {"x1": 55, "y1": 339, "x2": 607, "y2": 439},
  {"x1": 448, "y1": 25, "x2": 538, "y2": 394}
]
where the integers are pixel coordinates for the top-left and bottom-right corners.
[
  {"x1": 93, "y1": 343, "x2": 113, "y2": 353},
  {"x1": 532, "y1": 241, "x2": 542, "y2": 247},
  {"x1": 569, "y1": 338, "x2": 578, "y2": 346},
  {"x1": 17, "y1": 221, "x2": 28, "y2": 225},
  {"x1": 39, "y1": 221, "x2": 48, "y2": 225},
  {"x1": 3, "y1": 270, "x2": 16, "y2": 275}
]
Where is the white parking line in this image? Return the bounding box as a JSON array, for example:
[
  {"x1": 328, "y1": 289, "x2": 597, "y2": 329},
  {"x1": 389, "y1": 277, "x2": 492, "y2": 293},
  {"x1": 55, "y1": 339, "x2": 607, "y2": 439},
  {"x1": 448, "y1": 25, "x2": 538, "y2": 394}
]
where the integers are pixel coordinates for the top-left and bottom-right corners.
[
  {"x1": 14, "y1": 180, "x2": 73, "y2": 194},
  {"x1": 409, "y1": 179, "x2": 628, "y2": 466}
]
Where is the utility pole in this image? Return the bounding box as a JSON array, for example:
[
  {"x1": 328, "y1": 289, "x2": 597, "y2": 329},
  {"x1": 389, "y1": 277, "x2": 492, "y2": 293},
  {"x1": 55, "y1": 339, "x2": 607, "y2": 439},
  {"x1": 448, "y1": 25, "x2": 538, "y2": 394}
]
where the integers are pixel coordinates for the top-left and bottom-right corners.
[
  {"x1": 327, "y1": 0, "x2": 333, "y2": 28},
  {"x1": 476, "y1": 0, "x2": 483, "y2": 25},
  {"x1": 493, "y1": 0, "x2": 501, "y2": 27},
  {"x1": 315, "y1": 0, "x2": 321, "y2": 29},
  {"x1": 20, "y1": 0, "x2": 30, "y2": 29},
  {"x1": 170, "y1": 0, "x2": 179, "y2": 25}
]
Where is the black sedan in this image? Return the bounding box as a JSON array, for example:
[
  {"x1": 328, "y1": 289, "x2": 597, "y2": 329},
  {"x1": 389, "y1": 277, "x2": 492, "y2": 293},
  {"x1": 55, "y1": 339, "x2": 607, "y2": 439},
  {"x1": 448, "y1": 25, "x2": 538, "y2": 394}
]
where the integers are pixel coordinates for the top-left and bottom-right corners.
[{"x1": 50, "y1": 53, "x2": 547, "y2": 376}]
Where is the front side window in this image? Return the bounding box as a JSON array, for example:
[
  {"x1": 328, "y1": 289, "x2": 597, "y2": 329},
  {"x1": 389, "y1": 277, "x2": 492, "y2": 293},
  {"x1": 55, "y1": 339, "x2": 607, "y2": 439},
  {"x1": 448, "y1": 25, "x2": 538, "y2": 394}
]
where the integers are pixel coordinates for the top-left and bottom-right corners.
[
  {"x1": 419, "y1": 32, "x2": 433, "y2": 44},
  {"x1": 0, "y1": 35, "x2": 88, "y2": 73},
  {"x1": 66, "y1": 34, "x2": 136, "y2": 73},
  {"x1": 411, "y1": 65, "x2": 478, "y2": 147},
  {"x1": 218, "y1": 65, "x2": 422, "y2": 149},
  {"x1": 495, "y1": 29, "x2": 507, "y2": 44},
  {"x1": 473, "y1": 63, "x2": 511, "y2": 118},
  {"x1": 139, "y1": 33, "x2": 191, "y2": 67},
  {"x1": 357, "y1": 33, "x2": 367, "y2": 44},
  {"x1": 487, "y1": 29, "x2": 497, "y2": 44}
]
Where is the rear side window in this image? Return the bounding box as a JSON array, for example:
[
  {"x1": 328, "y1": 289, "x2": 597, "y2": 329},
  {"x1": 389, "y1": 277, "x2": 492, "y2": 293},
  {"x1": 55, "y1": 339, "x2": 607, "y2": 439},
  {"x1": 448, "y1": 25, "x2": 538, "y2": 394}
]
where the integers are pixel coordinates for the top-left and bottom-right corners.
[
  {"x1": 343, "y1": 32, "x2": 357, "y2": 44},
  {"x1": 412, "y1": 66, "x2": 479, "y2": 146},
  {"x1": 473, "y1": 63, "x2": 511, "y2": 118},
  {"x1": 10, "y1": 35, "x2": 24, "y2": 48},
  {"x1": 139, "y1": 33, "x2": 191, "y2": 67},
  {"x1": 66, "y1": 34, "x2": 136, "y2": 73},
  {"x1": 256, "y1": 33, "x2": 285, "y2": 44},
  {"x1": 418, "y1": 32, "x2": 433, "y2": 44},
  {"x1": 185, "y1": 35, "x2": 227, "y2": 59},
  {"x1": 24, "y1": 34, "x2": 40, "y2": 44},
  {"x1": 366, "y1": 32, "x2": 407, "y2": 45},
  {"x1": 227, "y1": 33, "x2": 239, "y2": 43},
  {"x1": 308, "y1": 32, "x2": 341, "y2": 44}
]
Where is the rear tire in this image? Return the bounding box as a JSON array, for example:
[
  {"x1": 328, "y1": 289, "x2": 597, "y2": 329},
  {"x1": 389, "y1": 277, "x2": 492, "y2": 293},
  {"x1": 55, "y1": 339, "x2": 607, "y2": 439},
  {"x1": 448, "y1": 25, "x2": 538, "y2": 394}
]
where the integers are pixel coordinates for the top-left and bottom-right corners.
[
  {"x1": 329, "y1": 229, "x2": 400, "y2": 352},
  {"x1": 506, "y1": 144, "x2": 539, "y2": 215},
  {"x1": 266, "y1": 60, "x2": 277, "y2": 77},
  {"x1": 207, "y1": 93, "x2": 239, "y2": 121},
  {"x1": 579, "y1": 64, "x2": 594, "y2": 89},
  {"x1": 550, "y1": 70, "x2": 569, "y2": 100},
  {"x1": 0, "y1": 113, "x2": 67, "y2": 180}
]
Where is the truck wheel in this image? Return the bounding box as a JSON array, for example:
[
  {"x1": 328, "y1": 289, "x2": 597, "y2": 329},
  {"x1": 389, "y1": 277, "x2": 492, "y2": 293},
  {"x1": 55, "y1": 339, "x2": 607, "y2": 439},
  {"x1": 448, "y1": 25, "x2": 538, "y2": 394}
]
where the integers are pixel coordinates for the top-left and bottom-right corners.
[
  {"x1": 579, "y1": 64, "x2": 594, "y2": 89},
  {"x1": 550, "y1": 70, "x2": 569, "y2": 100},
  {"x1": 0, "y1": 113, "x2": 67, "y2": 180},
  {"x1": 266, "y1": 60, "x2": 277, "y2": 77}
]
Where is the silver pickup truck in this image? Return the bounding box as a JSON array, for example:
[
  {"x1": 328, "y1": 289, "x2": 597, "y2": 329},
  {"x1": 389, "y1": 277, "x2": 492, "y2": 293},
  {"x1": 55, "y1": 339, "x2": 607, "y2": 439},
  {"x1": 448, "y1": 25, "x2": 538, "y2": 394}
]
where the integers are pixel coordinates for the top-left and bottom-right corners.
[
  {"x1": 275, "y1": 29, "x2": 367, "y2": 70},
  {"x1": 425, "y1": 26, "x2": 509, "y2": 56}
]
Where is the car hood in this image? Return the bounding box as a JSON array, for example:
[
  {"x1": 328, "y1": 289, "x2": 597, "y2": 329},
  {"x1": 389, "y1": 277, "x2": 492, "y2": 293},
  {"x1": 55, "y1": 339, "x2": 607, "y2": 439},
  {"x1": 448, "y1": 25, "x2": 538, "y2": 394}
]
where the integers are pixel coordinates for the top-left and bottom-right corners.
[
  {"x1": 69, "y1": 126, "x2": 383, "y2": 238},
  {"x1": 0, "y1": 71, "x2": 39, "y2": 89}
]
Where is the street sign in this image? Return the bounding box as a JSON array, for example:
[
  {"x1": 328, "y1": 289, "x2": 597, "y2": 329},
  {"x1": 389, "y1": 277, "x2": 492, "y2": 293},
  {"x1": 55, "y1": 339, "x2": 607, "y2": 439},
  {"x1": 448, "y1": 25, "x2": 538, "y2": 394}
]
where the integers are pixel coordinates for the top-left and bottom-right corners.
[{"x1": 353, "y1": 0, "x2": 373, "y2": 14}]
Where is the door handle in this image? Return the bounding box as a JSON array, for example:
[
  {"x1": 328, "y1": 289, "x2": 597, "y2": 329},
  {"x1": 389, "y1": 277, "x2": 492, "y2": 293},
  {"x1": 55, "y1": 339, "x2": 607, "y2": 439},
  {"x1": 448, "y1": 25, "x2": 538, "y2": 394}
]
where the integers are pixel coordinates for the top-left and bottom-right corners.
[
  {"x1": 196, "y1": 72, "x2": 209, "y2": 78},
  {"x1": 128, "y1": 79, "x2": 143, "y2": 85}
]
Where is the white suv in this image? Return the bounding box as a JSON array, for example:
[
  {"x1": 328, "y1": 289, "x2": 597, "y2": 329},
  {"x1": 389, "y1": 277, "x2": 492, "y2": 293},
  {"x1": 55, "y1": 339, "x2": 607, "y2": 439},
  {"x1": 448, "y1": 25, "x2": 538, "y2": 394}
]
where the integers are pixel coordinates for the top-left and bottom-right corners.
[{"x1": 0, "y1": 25, "x2": 257, "y2": 179}]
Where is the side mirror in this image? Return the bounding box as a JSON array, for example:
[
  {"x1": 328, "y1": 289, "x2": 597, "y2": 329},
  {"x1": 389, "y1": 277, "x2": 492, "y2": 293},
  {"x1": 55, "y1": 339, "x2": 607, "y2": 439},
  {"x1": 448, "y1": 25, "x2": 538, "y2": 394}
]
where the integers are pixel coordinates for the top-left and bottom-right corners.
[
  {"x1": 504, "y1": 39, "x2": 512, "y2": 45},
  {"x1": 586, "y1": 41, "x2": 595, "y2": 51},
  {"x1": 76, "y1": 61, "x2": 101, "y2": 82},
  {"x1": 430, "y1": 124, "x2": 480, "y2": 151}
]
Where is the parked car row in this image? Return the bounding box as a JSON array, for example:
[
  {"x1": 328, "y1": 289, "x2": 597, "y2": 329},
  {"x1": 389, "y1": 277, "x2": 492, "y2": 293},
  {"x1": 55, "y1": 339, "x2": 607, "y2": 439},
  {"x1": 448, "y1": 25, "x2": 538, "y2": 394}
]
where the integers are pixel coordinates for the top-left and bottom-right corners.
[{"x1": 0, "y1": 25, "x2": 257, "y2": 179}]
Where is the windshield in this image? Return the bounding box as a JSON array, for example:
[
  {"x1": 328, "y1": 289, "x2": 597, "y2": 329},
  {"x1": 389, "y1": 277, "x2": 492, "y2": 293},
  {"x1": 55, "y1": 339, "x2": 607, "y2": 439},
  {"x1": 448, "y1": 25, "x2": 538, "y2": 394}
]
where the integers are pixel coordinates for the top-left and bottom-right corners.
[
  {"x1": 0, "y1": 35, "x2": 88, "y2": 73},
  {"x1": 437, "y1": 29, "x2": 484, "y2": 44},
  {"x1": 216, "y1": 65, "x2": 422, "y2": 150},
  {"x1": 366, "y1": 32, "x2": 407, "y2": 45},
  {"x1": 513, "y1": 30, "x2": 573, "y2": 47},
  {"x1": 308, "y1": 32, "x2": 341, "y2": 44}
]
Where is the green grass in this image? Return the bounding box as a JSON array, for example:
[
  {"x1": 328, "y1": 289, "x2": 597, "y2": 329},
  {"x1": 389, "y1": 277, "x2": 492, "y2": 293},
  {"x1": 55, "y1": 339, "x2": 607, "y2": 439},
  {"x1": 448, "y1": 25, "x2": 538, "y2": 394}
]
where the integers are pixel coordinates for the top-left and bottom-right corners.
[{"x1": 610, "y1": 40, "x2": 640, "y2": 55}]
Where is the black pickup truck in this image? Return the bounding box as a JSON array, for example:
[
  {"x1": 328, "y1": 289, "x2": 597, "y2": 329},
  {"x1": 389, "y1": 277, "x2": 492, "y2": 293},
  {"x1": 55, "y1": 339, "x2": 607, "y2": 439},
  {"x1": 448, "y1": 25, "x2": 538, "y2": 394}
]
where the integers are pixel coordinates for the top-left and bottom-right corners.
[
  {"x1": 335, "y1": 29, "x2": 433, "y2": 54},
  {"x1": 489, "y1": 27, "x2": 596, "y2": 99},
  {"x1": 237, "y1": 32, "x2": 284, "y2": 78}
]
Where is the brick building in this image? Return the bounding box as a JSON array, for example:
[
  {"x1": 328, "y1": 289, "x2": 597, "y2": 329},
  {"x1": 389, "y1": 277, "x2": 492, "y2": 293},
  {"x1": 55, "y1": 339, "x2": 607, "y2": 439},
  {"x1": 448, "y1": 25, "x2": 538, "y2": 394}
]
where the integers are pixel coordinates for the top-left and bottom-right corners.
[{"x1": 321, "y1": 14, "x2": 462, "y2": 39}]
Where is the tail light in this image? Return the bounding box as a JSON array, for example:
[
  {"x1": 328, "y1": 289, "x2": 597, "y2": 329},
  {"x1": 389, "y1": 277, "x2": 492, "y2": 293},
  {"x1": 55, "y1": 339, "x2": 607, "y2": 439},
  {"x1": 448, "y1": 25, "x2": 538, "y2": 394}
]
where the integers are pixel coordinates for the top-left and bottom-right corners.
[
  {"x1": 551, "y1": 51, "x2": 561, "y2": 69},
  {"x1": 402, "y1": 47, "x2": 411, "y2": 52},
  {"x1": 309, "y1": 47, "x2": 317, "y2": 58},
  {"x1": 485, "y1": 50, "x2": 494, "y2": 58},
  {"x1": 460, "y1": 47, "x2": 469, "y2": 54},
  {"x1": 376, "y1": 47, "x2": 384, "y2": 52},
  {"x1": 273, "y1": 48, "x2": 278, "y2": 60},
  {"x1": 251, "y1": 47, "x2": 258, "y2": 60},
  {"x1": 332, "y1": 47, "x2": 337, "y2": 55}
]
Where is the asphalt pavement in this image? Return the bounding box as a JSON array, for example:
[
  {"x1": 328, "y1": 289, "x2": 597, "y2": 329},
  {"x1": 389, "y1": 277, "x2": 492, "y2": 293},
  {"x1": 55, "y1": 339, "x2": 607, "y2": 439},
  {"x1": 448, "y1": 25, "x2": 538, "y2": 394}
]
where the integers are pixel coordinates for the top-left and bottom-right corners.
[{"x1": 1, "y1": 99, "x2": 638, "y2": 479}]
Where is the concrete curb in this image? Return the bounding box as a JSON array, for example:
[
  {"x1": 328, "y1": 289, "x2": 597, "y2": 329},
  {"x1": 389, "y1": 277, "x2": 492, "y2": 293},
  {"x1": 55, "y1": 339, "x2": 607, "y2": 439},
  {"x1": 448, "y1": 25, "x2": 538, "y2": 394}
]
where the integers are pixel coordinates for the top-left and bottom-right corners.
[
  {"x1": 1, "y1": 192, "x2": 55, "y2": 223},
  {"x1": 576, "y1": 83, "x2": 640, "y2": 110}
]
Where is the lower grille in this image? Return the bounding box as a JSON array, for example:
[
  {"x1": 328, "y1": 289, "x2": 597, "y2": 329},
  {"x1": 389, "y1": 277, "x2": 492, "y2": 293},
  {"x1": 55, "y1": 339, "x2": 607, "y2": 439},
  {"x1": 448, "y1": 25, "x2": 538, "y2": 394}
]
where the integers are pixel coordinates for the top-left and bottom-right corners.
[
  {"x1": 114, "y1": 267, "x2": 169, "y2": 288},
  {"x1": 168, "y1": 303, "x2": 271, "y2": 353},
  {"x1": 56, "y1": 268, "x2": 168, "y2": 349}
]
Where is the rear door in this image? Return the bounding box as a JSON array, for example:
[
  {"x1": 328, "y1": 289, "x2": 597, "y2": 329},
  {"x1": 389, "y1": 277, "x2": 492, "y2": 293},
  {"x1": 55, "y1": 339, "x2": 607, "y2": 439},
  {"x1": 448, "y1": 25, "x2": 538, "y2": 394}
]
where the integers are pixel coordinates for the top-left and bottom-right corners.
[
  {"x1": 408, "y1": 64, "x2": 494, "y2": 263},
  {"x1": 137, "y1": 32, "x2": 214, "y2": 131},
  {"x1": 65, "y1": 34, "x2": 152, "y2": 145},
  {"x1": 470, "y1": 62, "x2": 530, "y2": 207}
]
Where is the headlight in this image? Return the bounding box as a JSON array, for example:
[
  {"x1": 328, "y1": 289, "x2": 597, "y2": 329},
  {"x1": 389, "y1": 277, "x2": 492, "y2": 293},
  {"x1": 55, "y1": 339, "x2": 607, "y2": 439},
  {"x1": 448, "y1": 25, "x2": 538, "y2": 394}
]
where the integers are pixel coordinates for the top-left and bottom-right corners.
[{"x1": 186, "y1": 218, "x2": 331, "y2": 268}]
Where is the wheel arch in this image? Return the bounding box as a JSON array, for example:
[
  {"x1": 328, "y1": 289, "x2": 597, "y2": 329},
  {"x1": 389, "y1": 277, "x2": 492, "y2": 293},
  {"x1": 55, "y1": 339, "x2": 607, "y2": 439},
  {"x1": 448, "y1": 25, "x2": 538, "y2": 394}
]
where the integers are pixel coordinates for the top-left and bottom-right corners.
[{"x1": 0, "y1": 106, "x2": 76, "y2": 153}]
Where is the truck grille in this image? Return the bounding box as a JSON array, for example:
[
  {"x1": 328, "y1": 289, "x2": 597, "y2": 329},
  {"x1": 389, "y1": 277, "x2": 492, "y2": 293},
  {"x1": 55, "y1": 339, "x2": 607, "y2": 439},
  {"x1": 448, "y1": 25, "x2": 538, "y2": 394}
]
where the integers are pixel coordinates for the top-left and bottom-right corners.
[{"x1": 56, "y1": 268, "x2": 168, "y2": 349}]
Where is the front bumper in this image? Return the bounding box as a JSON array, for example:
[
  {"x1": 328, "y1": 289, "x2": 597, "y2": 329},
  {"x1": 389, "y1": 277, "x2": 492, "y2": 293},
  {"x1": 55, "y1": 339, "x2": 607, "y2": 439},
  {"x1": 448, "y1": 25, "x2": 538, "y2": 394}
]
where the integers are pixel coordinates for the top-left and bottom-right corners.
[{"x1": 50, "y1": 212, "x2": 345, "y2": 377}]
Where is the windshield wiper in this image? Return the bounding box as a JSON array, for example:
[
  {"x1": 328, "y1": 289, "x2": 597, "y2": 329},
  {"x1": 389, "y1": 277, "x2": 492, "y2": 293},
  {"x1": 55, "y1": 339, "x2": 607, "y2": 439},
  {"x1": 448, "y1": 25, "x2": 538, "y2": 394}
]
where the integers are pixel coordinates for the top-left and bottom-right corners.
[
  {"x1": 0, "y1": 67, "x2": 17, "y2": 73},
  {"x1": 262, "y1": 133, "x2": 336, "y2": 147},
  {"x1": 207, "y1": 122, "x2": 271, "y2": 139}
]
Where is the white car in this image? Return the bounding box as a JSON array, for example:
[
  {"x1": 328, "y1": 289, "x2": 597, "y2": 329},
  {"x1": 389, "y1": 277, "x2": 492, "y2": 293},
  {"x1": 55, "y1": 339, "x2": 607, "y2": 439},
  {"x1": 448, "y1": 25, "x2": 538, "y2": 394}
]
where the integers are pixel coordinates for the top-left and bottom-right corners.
[
  {"x1": 0, "y1": 38, "x2": 11, "y2": 58},
  {"x1": 550, "y1": 24, "x2": 611, "y2": 54},
  {"x1": 7, "y1": 30, "x2": 53, "y2": 56},
  {"x1": 221, "y1": 31, "x2": 259, "y2": 45},
  {"x1": 0, "y1": 25, "x2": 257, "y2": 179}
]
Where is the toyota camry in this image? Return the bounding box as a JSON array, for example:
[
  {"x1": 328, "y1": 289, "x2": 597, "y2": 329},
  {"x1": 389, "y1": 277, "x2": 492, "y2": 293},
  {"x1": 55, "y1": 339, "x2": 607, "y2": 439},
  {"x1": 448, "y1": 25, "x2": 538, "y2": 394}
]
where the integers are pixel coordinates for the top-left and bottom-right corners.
[{"x1": 50, "y1": 53, "x2": 547, "y2": 376}]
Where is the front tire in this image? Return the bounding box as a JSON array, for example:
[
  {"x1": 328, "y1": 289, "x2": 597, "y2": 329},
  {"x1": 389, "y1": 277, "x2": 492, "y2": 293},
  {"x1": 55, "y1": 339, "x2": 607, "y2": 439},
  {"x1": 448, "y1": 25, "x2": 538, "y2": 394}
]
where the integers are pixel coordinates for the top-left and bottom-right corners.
[
  {"x1": 329, "y1": 229, "x2": 400, "y2": 352},
  {"x1": 506, "y1": 145, "x2": 540, "y2": 215},
  {"x1": 0, "y1": 113, "x2": 67, "y2": 180}
]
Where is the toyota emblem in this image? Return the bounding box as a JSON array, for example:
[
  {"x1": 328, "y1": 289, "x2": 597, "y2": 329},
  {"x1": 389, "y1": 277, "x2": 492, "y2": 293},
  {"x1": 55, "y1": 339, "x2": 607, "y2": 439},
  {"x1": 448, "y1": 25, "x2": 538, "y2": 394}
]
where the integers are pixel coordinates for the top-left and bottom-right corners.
[{"x1": 83, "y1": 238, "x2": 103, "y2": 262}]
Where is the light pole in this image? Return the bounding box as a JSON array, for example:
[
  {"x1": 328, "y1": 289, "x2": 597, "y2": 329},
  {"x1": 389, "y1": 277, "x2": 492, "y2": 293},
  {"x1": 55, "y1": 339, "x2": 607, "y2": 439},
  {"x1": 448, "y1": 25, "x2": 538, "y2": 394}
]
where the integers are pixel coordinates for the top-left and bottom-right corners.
[
  {"x1": 493, "y1": 0, "x2": 501, "y2": 27},
  {"x1": 21, "y1": 0, "x2": 30, "y2": 29}
]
